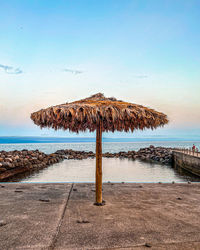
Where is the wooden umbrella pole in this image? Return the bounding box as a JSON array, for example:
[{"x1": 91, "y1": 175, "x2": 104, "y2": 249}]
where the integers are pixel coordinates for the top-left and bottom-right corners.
[{"x1": 95, "y1": 119, "x2": 103, "y2": 205}]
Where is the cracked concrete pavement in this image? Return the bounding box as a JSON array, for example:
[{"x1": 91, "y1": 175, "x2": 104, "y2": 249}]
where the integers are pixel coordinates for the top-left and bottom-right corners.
[{"x1": 0, "y1": 183, "x2": 200, "y2": 249}]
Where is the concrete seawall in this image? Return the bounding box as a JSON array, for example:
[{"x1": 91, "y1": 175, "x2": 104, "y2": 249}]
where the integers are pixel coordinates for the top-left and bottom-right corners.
[{"x1": 173, "y1": 151, "x2": 200, "y2": 177}]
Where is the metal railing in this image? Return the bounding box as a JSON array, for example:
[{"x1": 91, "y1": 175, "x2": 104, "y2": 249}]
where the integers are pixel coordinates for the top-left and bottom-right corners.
[{"x1": 174, "y1": 147, "x2": 200, "y2": 157}]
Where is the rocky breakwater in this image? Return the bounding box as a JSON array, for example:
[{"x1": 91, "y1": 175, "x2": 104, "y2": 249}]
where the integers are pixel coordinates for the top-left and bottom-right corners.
[
  {"x1": 103, "y1": 146, "x2": 172, "y2": 165},
  {"x1": 136, "y1": 146, "x2": 172, "y2": 165},
  {"x1": 55, "y1": 146, "x2": 172, "y2": 165},
  {"x1": 0, "y1": 150, "x2": 64, "y2": 181},
  {"x1": 55, "y1": 149, "x2": 95, "y2": 160}
]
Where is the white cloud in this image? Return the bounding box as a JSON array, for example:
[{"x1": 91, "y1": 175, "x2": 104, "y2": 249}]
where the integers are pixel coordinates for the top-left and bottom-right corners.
[
  {"x1": 0, "y1": 64, "x2": 23, "y2": 74},
  {"x1": 63, "y1": 68, "x2": 83, "y2": 74}
]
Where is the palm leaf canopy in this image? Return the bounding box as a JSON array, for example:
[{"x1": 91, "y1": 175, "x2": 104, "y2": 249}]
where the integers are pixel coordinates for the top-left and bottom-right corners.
[{"x1": 30, "y1": 93, "x2": 168, "y2": 133}]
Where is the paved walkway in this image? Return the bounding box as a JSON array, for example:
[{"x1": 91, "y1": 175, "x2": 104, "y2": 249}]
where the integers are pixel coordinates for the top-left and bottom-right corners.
[
  {"x1": 174, "y1": 149, "x2": 200, "y2": 158},
  {"x1": 0, "y1": 183, "x2": 200, "y2": 249}
]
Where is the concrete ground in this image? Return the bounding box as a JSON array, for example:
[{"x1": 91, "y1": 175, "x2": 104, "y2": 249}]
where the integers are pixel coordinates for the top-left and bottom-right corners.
[{"x1": 0, "y1": 183, "x2": 200, "y2": 250}]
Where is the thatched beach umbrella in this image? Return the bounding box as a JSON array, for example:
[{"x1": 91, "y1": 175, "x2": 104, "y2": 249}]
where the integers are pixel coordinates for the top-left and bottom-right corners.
[{"x1": 31, "y1": 93, "x2": 168, "y2": 205}]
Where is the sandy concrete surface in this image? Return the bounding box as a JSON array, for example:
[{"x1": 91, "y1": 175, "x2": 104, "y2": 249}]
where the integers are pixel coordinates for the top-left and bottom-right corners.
[{"x1": 0, "y1": 183, "x2": 200, "y2": 249}]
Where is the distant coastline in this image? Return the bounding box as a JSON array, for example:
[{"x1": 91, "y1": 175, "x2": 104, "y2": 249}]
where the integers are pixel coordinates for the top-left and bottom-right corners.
[{"x1": 0, "y1": 136, "x2": 200, "y2": 144}]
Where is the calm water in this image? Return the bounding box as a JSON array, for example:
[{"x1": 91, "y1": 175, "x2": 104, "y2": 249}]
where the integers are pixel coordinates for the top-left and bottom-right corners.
[
  {"x1": 1, "y1": 141, "x2": 200, "y2": 183},
  {"x1": 21, "y1": 158, "x2": 198, "y2": 183}
]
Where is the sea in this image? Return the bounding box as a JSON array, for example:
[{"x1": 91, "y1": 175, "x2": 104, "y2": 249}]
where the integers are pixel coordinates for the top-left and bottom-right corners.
[
  {"x1": 1, "y1": 136, "x2": 200, "y2": 153},
  {"x1": 1, "y1": 137, "x2": 200, "y2": 183}
]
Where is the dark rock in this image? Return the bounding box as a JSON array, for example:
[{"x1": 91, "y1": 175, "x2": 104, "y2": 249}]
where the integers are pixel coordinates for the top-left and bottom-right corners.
[
  {"x1": 2, "y1": 162, "x2": 13, "y2": 169},
  {"x1": 0, "y1": 220, "x2": 7, "y2": 227},
  {"x1": 144, "y1": 242, "x2": 152, "y2": 247},
  {"x1": 39, "y1": 198, "x2": 50, "y2": 202},
  {"x1": 5, "y1": 157, "x2": 13, "y2": 163},
  {"x1": 76, "y1": 220, "x2": 90, "y2": 224},
  {"x1": 0, "y1": 167, "x2": 7, "y2": 172},
  {"x1": 38, "y1": 155, "x2": 43, "y2": 161}
]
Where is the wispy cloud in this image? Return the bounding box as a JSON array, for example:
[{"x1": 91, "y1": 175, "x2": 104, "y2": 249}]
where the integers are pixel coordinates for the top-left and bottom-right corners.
[
  {"x1": 0, "y1": 64, "x2": 23, "y2": 74},
  {"x1": 133, "y1": 75, "x2": 148, "y2": 79},
  {"x1": 63, "y1": 68, "x2": 83, "y2": 75}
]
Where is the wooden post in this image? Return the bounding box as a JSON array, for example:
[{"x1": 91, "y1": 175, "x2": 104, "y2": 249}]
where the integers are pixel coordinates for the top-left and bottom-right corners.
[{"x1": 95, "y1": 120, "x2": 103, "y2": 205}]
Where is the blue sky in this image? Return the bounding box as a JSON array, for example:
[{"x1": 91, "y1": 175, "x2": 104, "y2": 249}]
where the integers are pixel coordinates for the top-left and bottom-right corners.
[{"x1": 0, "y1": 0, "x2": 200, "y2": 137}]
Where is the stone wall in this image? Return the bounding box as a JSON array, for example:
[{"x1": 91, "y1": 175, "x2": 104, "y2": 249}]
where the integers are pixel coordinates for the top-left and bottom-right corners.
[{"x1": 173, "y1": 151, "x2": 200, "y2": 177}]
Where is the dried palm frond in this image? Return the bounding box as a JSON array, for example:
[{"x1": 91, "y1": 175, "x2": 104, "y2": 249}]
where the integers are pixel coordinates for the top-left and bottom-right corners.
[{"x1": 31, "y1": 93, "x2": 168, "y2": 133}]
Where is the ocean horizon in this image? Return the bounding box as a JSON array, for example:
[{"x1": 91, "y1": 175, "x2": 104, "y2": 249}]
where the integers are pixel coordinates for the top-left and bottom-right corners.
[{"x1": 1, "y1": 136, "x2": 200, "y2": 144}]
